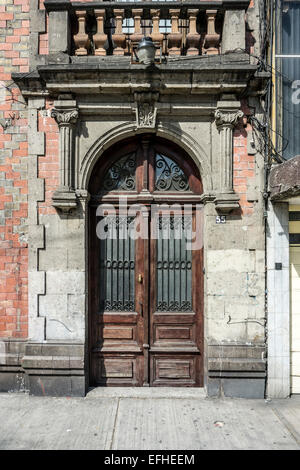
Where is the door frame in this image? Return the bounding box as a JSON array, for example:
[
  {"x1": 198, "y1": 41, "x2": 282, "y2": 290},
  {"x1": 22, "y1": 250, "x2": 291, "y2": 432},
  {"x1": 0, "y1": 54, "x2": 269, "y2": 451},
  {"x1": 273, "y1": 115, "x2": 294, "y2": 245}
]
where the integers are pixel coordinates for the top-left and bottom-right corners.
[{"x1": 88, "y1": 135, "x2": 204, "y2": 387}]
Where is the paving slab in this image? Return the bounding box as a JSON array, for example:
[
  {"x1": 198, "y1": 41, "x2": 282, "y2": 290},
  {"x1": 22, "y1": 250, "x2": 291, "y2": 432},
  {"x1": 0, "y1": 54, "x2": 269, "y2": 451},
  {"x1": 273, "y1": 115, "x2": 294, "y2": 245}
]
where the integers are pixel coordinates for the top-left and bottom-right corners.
[
  {"x1": 0, "y1": 391, "x2": 299, "y2": 450},
  {"x1": 112, "y1": 397, "x2": 299, "y2": 450},
  {"x1": 0, "y1": 394, "x2": 117, "y2": 450},
  {"x1": 271, "y1": 396, "x2": 300, "y2": 446}
]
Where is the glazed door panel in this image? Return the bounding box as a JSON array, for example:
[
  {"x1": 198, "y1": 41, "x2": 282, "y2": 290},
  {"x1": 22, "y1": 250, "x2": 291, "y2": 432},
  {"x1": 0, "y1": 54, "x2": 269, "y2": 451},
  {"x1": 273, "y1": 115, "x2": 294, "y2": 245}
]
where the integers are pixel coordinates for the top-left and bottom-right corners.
[
  {"x1": 150, "y1": 213, "x2": 203, "y2": 386},
  {"x1": 90, "y1": 213, "x2": 144, "y2": 386}
]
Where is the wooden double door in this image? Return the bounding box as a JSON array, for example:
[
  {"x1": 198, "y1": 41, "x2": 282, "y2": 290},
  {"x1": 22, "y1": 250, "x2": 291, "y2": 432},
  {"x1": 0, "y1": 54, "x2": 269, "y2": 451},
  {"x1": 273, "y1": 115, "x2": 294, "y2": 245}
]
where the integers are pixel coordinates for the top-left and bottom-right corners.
[{"x1": 89, "y1": 137, "x2": 203, "y2": 387}]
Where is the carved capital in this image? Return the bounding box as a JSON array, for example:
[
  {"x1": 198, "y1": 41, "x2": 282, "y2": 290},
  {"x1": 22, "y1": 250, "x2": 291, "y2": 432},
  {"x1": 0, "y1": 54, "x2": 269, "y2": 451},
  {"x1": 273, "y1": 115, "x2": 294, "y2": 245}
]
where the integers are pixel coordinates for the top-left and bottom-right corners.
[
  {"x1": 134, "y1": 92, "x2": 159, "y2": 129},
  {"x1": 215, "y1": 109, "x2": 243, "y2": 129},
  {"x1": 51, "y1": 108, "x2": 79, "y2": 126}
]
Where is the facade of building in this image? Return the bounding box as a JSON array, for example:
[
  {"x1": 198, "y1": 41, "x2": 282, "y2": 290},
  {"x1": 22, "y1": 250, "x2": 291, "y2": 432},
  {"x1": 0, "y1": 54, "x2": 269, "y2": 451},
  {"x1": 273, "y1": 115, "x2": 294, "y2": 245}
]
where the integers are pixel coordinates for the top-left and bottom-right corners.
[{"x1": 0, "y1": 0, "x2": 274, "y2": 398}]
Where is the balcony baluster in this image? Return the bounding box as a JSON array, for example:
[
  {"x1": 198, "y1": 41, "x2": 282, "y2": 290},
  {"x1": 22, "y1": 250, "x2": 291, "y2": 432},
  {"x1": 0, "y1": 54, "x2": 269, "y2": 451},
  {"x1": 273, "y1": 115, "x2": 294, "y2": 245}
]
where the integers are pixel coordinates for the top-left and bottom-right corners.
[
  {"x1": 150, "y1": 9, "x2": 164, "y2": 57},
  {"x1": 203, "y1": 10, "x2": 220, "y2": 55},
  {"x1": 74, "y1": 10, "x2": 90, "y2": 56},
  {"x1": 112, "y1": 9, "x2": 126, "y2": 55},
  {"x1": 186, "y1": 9, "x2": 200, "y2": 56},
  {"x1": 94, "y1": 10, "x2": 107, "y2": 56},
  {"x1": 167, "y1": 9, "x2": 182, "y2": 56}
]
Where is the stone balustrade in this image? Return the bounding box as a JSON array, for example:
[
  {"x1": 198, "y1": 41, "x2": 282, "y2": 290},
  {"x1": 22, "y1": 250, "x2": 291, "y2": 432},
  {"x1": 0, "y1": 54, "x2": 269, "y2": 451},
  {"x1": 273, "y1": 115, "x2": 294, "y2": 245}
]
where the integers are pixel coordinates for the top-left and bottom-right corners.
[
  {"x1": 73, "y1": 6, "x2": 219, "y2": 57},
  {"x1": 44, "y1": 1, "x2": 249, "y2": 59}
]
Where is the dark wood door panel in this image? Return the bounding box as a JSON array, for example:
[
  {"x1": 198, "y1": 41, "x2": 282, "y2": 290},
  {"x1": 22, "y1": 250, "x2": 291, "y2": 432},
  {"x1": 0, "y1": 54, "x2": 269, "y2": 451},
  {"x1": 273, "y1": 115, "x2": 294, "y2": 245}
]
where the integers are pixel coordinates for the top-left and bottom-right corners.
[
  {"x1": 150, "y1": 354, "x2": 202, "y2": 387},
  {"x1": 94, "y1": 311, "x2": 141, "y2": 349},
  {"x1": 151, "y1": 312, "x2": 197, "y2": 347},
  {"x1": 92, "y1": 353, "x2": 144, "y2": 386}
]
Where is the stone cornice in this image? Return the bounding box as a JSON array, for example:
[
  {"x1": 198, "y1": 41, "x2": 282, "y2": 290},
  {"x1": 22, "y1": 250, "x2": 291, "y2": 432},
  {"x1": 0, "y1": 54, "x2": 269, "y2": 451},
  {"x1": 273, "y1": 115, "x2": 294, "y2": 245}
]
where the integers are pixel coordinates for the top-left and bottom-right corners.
[
  {"x1": 34, "y1": 58, "x2": 258, "y2": 97},
  {"x1": 13, "y1": 53, "x2": 266, "y2": 98}
]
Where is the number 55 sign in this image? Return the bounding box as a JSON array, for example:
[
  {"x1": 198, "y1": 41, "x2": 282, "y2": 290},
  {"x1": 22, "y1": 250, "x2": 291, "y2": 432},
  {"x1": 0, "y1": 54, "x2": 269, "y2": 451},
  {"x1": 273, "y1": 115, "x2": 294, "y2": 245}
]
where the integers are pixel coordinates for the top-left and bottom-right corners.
[{"x1": 216, "y1": 216, "x2": 226, "y2": 224}]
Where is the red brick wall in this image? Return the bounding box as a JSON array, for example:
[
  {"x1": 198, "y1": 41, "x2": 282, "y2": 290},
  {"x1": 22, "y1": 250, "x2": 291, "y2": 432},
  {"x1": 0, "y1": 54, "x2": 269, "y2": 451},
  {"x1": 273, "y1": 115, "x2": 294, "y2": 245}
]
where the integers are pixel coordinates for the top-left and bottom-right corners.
[
  {"x1": 233, "y1": 100, "x2": 255, "y2": 216},
  {"x1": 0, "y1": 0, "x2": 29, "y2": 338},
  {"x1": 38, "y1": 99, "x2": 59, "y2": 216}
]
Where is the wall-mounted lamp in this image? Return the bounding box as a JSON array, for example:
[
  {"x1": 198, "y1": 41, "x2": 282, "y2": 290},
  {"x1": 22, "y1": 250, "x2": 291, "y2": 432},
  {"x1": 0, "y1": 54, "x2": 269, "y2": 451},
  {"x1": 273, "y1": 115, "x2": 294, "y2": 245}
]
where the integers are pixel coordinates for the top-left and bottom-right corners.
[{"x1": 134, "y1": 37, "x2": 157, "y2": 66}]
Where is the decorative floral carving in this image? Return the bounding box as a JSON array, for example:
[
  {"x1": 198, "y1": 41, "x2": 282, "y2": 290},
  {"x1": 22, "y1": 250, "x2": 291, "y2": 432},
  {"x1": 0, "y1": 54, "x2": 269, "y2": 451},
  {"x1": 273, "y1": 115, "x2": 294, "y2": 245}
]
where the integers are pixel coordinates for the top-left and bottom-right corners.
[
  {"x1": 51, "y1": 108, "x2": 79, "y2": 126},
  {"x1": 138, "y1": 102, "x2": 156, "y2": 128},
  {"x1": 215, "y1": 109, "x2": 244, "y2": 129},
  {"x1": 135, "y1": 92, "x2": 159, "y2": 129}
]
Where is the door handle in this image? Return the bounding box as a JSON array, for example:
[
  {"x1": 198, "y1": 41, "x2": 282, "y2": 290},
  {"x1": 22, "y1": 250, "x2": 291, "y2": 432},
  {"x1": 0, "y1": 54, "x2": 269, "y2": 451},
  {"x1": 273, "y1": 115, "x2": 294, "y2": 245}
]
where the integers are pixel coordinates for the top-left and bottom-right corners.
[{"x1": 139, "y1": 301, "x2": 143, "y2": 317}]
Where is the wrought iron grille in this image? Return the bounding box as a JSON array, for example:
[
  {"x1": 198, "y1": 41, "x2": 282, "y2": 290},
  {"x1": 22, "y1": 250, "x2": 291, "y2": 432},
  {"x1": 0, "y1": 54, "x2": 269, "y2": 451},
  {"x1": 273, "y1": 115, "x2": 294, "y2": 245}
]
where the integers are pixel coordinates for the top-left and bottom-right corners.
[
  {"x1": 100, "y1": 152, "x2": 136, "y2": 192},
  {"x1": 156, "y1": 215, "x2": 193, "y2": 312},
  {"x1": 99, "y1": 216, "x2": 136, "y2": 312},
  {"x1": 155, "y1": 153, "x2": 191, "y2": 192}
]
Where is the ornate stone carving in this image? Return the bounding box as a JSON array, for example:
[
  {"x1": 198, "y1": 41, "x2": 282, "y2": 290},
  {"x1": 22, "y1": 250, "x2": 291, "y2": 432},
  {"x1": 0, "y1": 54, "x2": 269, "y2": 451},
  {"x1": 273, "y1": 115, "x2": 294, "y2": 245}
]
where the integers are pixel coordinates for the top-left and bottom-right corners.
[
  {"x1": 215, "y1": 109, "x2": 244, "y2": 129},
  {"x1": 51, "y1": 108, "x2": 79, "y2": 126},
  {"x1": 135, "y1": 92, "x2": 159, "y2": 129}
]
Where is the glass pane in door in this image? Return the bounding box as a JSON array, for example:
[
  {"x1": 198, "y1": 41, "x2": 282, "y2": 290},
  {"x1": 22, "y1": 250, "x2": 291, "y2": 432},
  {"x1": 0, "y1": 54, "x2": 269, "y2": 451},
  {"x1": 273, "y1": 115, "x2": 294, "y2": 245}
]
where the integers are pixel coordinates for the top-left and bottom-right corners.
[
  {"x1": 99, "y1": 216, "x2": 135, "y2": 312},
  {"x1": 156, "y1": 215, "x2": 192, "y2": 312}
]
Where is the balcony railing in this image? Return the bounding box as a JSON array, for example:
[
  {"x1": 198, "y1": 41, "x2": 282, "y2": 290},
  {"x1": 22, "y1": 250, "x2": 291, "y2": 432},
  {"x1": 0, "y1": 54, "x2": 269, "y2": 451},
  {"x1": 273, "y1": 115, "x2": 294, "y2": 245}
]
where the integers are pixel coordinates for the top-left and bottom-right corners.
[
  {"x1": 44, "y1": 1, "x2": 250, "y2": 59},
  {"x1": 73, "y1": 7, "x2": 222, "y2": 57}
]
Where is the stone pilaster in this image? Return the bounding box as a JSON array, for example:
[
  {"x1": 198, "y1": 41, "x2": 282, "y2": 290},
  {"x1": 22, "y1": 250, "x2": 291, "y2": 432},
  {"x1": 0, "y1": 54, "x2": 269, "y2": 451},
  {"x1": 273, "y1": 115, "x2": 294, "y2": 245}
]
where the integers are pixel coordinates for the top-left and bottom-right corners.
[
  {"x1": 214, "y1": 97, "x2": 243, "y2": 214},
  {"x1": 51, "y1": 100, "x2": 79, "y2": 212}
]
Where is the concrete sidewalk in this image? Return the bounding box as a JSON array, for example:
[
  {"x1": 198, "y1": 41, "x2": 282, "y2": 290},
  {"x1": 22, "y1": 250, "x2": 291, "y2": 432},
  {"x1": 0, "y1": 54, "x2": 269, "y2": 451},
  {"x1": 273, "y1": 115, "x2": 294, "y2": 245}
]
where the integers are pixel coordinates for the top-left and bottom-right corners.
[{"x1": 0, "y1": 388, "x2": 299, "y2": 450}]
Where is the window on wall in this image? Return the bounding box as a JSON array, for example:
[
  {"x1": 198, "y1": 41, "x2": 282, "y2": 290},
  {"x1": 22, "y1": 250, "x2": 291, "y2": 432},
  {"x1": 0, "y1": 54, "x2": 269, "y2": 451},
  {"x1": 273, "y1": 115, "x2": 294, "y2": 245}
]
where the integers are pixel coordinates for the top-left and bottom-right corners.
[{"x1": 276, "y1": 1, "x2": 300, "y2": 159}]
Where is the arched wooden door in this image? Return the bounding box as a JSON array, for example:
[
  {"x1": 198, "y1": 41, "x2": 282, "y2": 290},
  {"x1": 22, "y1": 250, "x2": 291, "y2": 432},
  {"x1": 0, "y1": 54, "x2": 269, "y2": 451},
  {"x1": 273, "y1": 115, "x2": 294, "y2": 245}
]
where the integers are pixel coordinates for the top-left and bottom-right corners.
[{"x1": 89, "y1": 136, "x2": 204, "y2": 386}]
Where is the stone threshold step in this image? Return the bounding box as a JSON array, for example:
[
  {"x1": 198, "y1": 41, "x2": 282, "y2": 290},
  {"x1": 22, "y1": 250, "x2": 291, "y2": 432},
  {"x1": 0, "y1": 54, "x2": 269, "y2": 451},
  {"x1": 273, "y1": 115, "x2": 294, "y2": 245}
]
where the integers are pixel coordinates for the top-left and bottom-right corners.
[{"x1": 86, "y1": 387, "x2": 206, "y2": 399}]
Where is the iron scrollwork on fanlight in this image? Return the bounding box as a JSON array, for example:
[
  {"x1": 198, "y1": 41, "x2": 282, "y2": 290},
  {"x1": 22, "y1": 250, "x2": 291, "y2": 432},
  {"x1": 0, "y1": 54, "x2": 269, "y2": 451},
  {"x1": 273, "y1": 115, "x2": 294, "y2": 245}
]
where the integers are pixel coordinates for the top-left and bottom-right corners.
[
  {"x1": 155, "y1": 154, "x2": 190, "y2": 192},
  {"x1": 100, "y1": 153, "x2": 136, "y2": 192}
]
